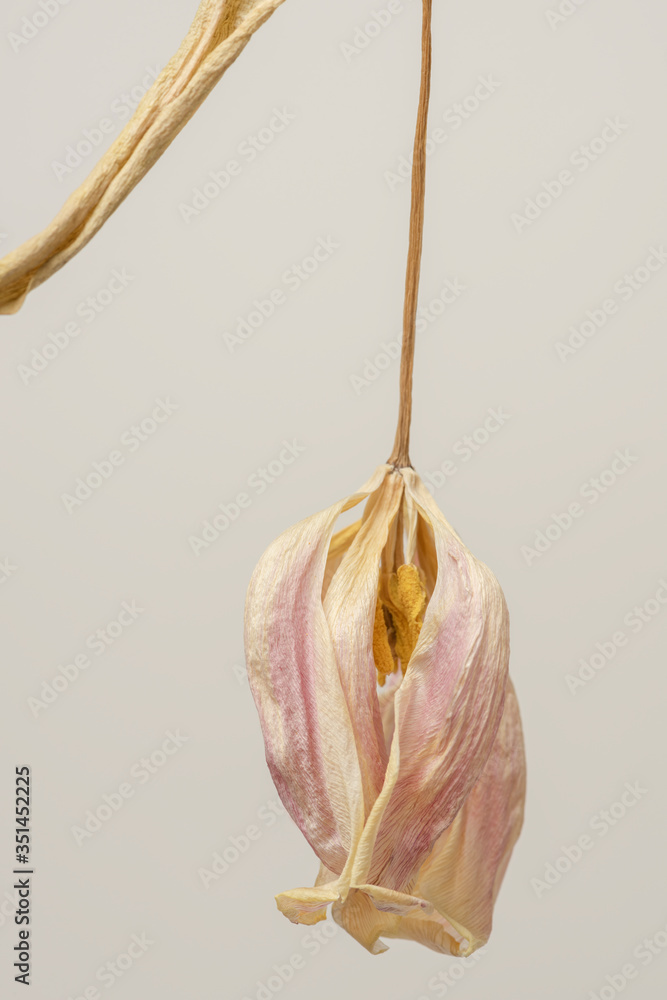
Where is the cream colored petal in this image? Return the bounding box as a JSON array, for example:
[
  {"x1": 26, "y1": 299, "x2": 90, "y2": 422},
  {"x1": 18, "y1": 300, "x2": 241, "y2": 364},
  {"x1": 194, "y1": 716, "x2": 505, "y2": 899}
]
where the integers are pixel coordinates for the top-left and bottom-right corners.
[
  {"x1": 322, "y1": 520, "x2": 361, "y2": 599},
  {"x1": 275, "y1": 884, "x2": 341, "y2": 926},
  {"x1": 332, "y1": 889, "x2": 393, "y2": 955},
  {"x1": 0, "y1": 0, "x2": 287, "y2": 313},
  {"x1": 244, "y1": 465, "x2": 389, "y2": 877},
  {"x1": 323, "y1": 471, "x2": 404, "y2": 811},
  {"x1": 353, "y1": 884, "x2": 432, "y2": 916},
  {"x1": 370, "y1": 908, "x2": 465, "y2": 955},
  {"x1": 331, "y1": 887, "x2": 461, "y2": 956},
  {"x1": 377, "y1": 669, "x2": 402, "y2": 754},
  {"x1": 403, "y1": 490, "x2": 419, "y2": 564}
]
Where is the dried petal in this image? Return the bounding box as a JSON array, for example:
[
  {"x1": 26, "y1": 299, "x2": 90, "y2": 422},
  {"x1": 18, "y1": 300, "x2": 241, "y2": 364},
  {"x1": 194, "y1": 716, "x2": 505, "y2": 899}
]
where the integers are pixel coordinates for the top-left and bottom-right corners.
[
  {"x1": 244, "y1": 465, "x2": 388, "y2": 876},
  {"x1": 323, "y1": 471, "x2": 404, "y2": 809},
  {"x1": 332, "y1": 680, "x2": 526, "y2": 955},
  {"x1": 349, "y1": 469, "x2": 510, "y2": 894}
]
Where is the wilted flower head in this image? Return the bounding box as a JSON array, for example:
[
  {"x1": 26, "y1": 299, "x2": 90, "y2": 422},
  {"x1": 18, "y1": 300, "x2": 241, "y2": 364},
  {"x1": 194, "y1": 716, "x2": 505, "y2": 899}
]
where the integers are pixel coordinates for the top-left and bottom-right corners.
[{"x1": 244, "y1": 464, "x2": 526, "y2": 956}]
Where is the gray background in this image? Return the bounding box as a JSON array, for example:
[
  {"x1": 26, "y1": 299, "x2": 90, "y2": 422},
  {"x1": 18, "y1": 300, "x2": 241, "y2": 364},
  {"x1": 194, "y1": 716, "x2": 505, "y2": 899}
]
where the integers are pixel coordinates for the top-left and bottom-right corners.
[{"x1": 1, "y1": 0, "x2": 666, "y2": 997}]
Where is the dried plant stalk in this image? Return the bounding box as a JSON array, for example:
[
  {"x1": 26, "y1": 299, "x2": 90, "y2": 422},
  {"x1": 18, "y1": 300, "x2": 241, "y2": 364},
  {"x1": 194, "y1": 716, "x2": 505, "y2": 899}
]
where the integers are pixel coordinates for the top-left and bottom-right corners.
[
  {"x1": 243, "y1": 0, "x2": 526, "y2": 956},
  {"x1": 0, "y1": 0, "x2": 286, "y2": 315}
]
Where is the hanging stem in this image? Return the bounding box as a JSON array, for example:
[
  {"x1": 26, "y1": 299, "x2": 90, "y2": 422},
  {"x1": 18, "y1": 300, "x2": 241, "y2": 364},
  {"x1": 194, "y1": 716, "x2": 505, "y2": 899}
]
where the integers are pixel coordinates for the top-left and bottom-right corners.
[{"x1": 388, "y1": 0, "x2": 433, "y2": 469}]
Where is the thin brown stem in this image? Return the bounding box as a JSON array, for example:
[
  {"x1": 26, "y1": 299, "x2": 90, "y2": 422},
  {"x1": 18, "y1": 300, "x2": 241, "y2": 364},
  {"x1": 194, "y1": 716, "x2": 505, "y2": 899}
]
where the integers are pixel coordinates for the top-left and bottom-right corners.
[{"x1": 388, "y1": 0, "x2": 433, "y2": 469}]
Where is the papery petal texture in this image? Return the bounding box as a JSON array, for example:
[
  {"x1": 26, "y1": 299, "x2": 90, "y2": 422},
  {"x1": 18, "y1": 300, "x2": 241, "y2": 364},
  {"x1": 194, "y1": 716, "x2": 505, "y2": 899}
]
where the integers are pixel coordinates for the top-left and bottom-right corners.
[
  {"x1": 244, "y1": 466, "x2": 388, "y2": 875},
  {"x1": 244, "y1": 463, "x2": 525, "y2": 955},
  {"x1": 323, "y1": 472, "x2": 404, "y2": 811},
  {"x1": 0, "y1": 0, "x2": 287, "y2": 313},
  {"x1": 409, "y1": 679, "x2": 526, "y2": 952},
  {"x1": 351, "y1": 469, "x2": 511, "y2": 892},
  {"x1": 333, "y1": 679, "x2": 526, "y2": 955}
]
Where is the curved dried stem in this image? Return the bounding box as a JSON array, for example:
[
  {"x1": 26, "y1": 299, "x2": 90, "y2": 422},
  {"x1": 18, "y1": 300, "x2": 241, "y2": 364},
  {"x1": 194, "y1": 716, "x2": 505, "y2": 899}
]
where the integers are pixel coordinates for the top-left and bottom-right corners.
[{"x1": 0, "y1": 0, "x2": 286, "y2": 315}]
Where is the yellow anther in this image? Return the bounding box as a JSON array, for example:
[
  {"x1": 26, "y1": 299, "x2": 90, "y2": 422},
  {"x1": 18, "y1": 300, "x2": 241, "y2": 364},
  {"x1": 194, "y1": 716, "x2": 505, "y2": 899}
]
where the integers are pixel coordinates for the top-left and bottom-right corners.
[
  {"x1": 372, "y1": 598, "x2": 396, "y2": 686},
  {"x1": 387, "y1": 563, "x2": 427, "y2": 672}
]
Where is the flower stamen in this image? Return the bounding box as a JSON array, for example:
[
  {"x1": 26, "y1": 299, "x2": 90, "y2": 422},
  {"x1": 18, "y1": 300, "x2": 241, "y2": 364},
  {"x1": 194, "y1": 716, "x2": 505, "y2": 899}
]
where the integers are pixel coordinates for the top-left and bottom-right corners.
[
  {"x1": 373, "y1": 598, "x2": 396, "y2": 687},
  {"x1": 373, "y1": 563, "x2": 427, "y2": 684},
  {"x1": 388, "y1": 563, "x2": 427, "y2": 672}
]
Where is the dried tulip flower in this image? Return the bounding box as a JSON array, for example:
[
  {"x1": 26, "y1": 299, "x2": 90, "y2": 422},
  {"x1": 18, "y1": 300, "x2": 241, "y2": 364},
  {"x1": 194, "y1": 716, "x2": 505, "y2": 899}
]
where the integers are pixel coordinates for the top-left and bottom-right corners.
[
  {"x1": 244, "y1": 465, "x2": 526, "y2": 955},
  {"x1": 244, "y1": 0, "x2": 526, "y2": 956}
]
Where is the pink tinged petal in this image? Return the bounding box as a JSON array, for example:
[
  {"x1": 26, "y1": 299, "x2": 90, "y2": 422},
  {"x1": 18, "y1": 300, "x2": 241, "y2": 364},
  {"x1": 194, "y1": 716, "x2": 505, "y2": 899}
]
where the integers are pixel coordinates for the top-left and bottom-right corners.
[
  {"x1": 323, "y1": 472, "x2": 404, "y2": 811},
  {"x1": 412, "y1": 678, "x2": 526, "y2": 955},
  {"x1": 352, "y1": 469, "x2": 510, "y2": 891},
  {"x1": 244, "y1": 466, "x2": 390, "y2": 876},
  {"x1": 331, "y1": 682, "x2": 524, "y2": 958}
]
